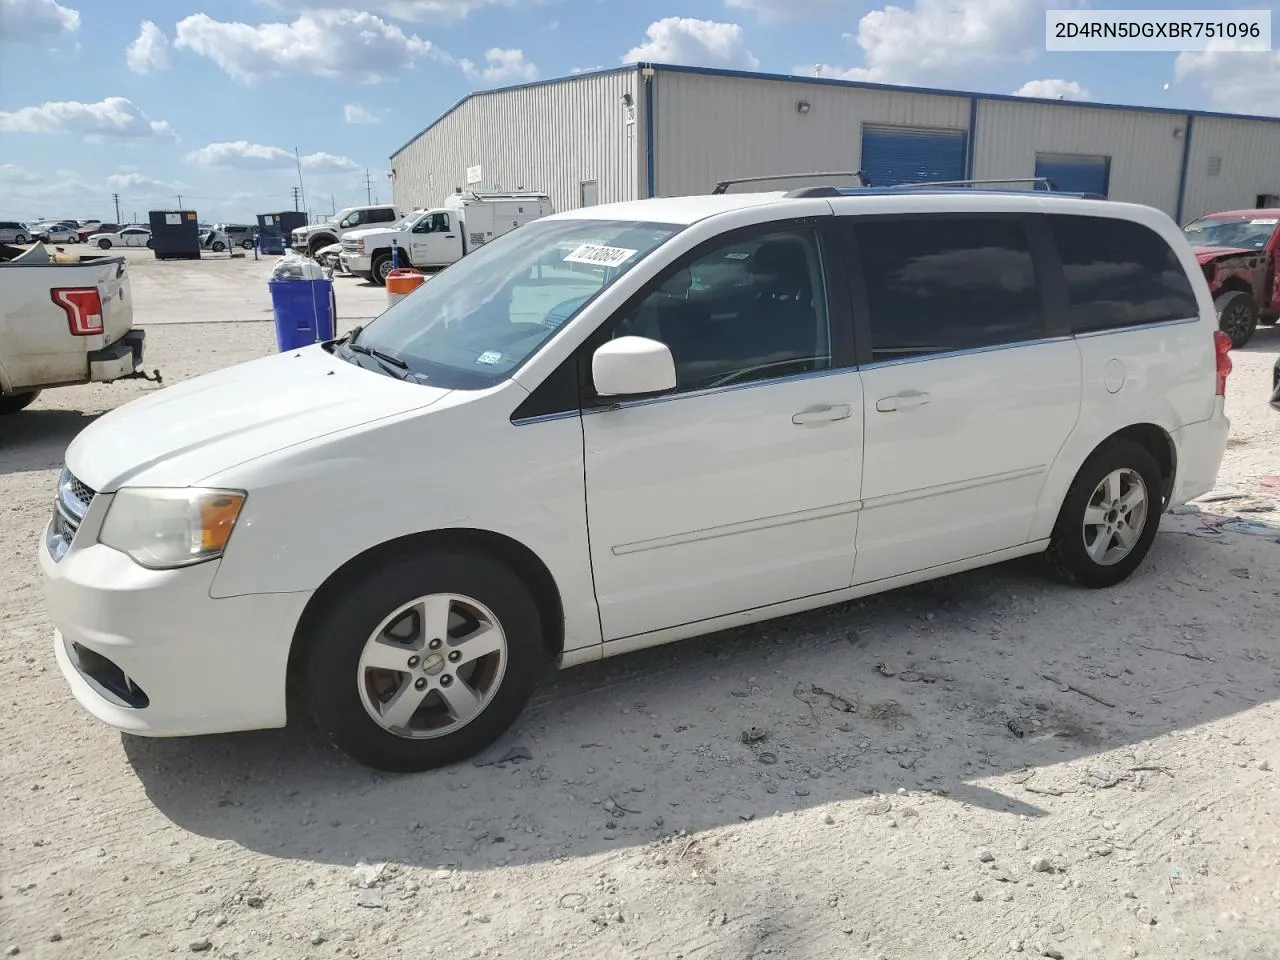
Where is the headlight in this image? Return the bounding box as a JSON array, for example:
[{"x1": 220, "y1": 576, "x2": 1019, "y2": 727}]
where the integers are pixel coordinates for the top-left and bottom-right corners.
[
  {"x1": 357, "y1": 239, "x2": 365, "y2": 253},
  {"x1": 98, "y1": 488, "x2": 246, "y2": 569}
]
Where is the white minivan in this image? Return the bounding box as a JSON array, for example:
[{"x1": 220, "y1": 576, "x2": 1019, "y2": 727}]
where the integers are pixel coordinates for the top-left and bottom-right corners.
[{"x1": 40, "y1": 188, "x2": 1232, "y2": 772}]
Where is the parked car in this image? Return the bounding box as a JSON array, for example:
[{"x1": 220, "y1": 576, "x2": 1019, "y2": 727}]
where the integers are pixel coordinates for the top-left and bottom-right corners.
[
  {"x1": 1182, "y1": 210, "x2": 1280, "y2": 348},
  {"x1": 214, "y1": 223, "x2": 258, "y2": 250},
  {"x1": 0, "y1": 221, "x2": 31, "y2": 244},
  {"x1": 88, "y1": 227, "x2": 151, "y2": 249},
  {"x1": 293, "y1": 204, "x2": 400, "y2": 259},
  {"x1": 78, "y1": 222, "x2": 115, "y2": 242},
  {"x1": 200, "y1": 228, "x2": 230, "y2": 253},
  {"x1": 0, "y1": 241, "x2": 154, "y2": 414},
  {"x1": 40, "y1": 188, "x2": 1231, "y2": 772},
  {"x1": 33, "y1": 223, "x2": 79, "y2": 244}
]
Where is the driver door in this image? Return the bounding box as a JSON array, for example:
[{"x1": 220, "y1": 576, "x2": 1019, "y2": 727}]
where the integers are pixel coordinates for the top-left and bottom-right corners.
[{"x1": 581, "y1": 220, "x2": 865, "y2": 641}]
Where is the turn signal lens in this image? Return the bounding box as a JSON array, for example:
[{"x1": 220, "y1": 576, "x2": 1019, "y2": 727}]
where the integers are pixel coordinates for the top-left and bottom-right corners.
[{"x1": 1213, "y1": 329, "x2": 1232, "y2": 397}]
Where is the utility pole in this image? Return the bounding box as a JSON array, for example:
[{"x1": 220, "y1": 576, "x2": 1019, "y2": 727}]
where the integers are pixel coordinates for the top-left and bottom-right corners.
[
  {"x1": 291, "y1": 186, "x2": 301, "y2": 211},
  {"x1": 176, "y1": 193, "x2": 183, "y2": 208},
  {"x1": 364, "y1": 168, "x2": 374, "y2": 205},
  {"x1": 112, "y1": 193, "x2": 121, "y2": 224},
  {"x1": 330, "y1": 194, "x2": 336, "y2": 216}
]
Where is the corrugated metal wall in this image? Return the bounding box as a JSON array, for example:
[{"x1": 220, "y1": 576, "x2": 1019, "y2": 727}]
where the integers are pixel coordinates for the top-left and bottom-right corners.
[
  {"x1": 652, "y1": 71, "x2": 971, "y2": 196},
  {"x1": 1181, "y1": 116, "x2": 1280, "y2": 223},
  {"x1": 972, "y1": 100, "x2": 1186, "y2": 216},
  {"x1": 390, "y1": 68, "x2": 642, "y2": 214}
]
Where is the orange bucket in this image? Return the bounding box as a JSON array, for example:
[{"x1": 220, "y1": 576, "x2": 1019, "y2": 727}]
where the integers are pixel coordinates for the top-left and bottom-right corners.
[{"x1": 386, "y1": 268, "x2": 426, "y2": 307}]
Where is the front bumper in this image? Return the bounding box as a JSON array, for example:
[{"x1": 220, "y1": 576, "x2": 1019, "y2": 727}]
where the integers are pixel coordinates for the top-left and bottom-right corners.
[
  {"x1": 88, "y1": 329, "x2": 144, "y2": 383},
  {"x1": 40, "y1": 502, "x2": 311, "y2": 737},
  {"x1": 1170, "y1": 398, "x2": 1231, "y2": 505},
  {"x1": 340, "y1": 252, "x2": 371, "y2": 275}
]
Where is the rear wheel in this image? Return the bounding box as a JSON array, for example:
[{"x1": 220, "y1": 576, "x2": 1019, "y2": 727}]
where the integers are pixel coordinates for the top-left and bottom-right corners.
[
  {"x1": 211, "y1": 240, "x2": 226, "y2": 252},
  {"x1": 1046, "y1": 439, "x2": 1164, "y2": 588},
  {"x1": 242, "y1": 238, "x2": 254, "y2": 250},
  {"x1": 1216, "y1": 290, "x2": 1258, "y2": 349},
  {"x1": 97, "y1": 238, "x2": 111, "y2": 249},
  {"x1": 14, "y1": 233, "x2": 27, "y2": 244},
  {"x1": 0, "y1": 390, "x2": 41, "y2": 414},
  {"x1": 303, "y1": 550, "x2": 548, "y2": 772},
  {"x1": 1259, "y1": 314, "x2": 1277, "y2": 326}
]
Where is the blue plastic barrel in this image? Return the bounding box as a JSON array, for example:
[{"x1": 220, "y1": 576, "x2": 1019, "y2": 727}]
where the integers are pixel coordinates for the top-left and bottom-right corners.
[{"x1": 269, "y1": 278, "x2": 336, "y2": 352}]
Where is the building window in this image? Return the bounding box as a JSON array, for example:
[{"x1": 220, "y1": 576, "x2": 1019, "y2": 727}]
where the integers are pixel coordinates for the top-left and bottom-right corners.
[{"x1": 580, "y1": 180, "x2": 599, "y2": 208}]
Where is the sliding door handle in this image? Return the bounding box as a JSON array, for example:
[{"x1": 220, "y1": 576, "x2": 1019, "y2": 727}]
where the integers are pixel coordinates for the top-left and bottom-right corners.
[
  {"x1": 792, "y1": 403, "x2": 852, "y2": 425},
  {"x1": 875, "y1": 391, "x2": 931, "y2": 413}
]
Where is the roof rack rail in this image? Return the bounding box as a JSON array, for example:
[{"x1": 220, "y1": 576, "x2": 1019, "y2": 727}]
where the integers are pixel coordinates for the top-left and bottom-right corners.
[
  {"x1": 711, "y1": 171, "x2": 870, "y2": 194},
  {"x1": 891, "y1": 177, "x2": 1061, "y2": 190}
]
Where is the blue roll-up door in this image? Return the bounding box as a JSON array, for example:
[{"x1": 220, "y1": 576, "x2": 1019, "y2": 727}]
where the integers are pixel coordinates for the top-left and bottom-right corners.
[
  {"x1": 859, "y1": 124, "x2": 967, "y2": 187},
  {"x1": 1034, "y1": 152, "x2": 1111, "y2": 196}
]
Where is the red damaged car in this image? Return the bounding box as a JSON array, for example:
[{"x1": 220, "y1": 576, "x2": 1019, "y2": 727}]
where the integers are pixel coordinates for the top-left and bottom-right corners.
[{"x1": 1182, "y1": 209, "x2": 1280, "y2": 348}]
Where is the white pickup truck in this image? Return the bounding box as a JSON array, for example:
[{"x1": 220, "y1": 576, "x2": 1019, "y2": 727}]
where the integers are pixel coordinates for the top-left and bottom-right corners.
[
  {"x1": 340, "y1": 191, "x2": 554, "y2": 285},
  {"x1": 291, "y1": 204, "x2": 401, "y2": 259},
  {"x1": 0, "y1": 243, "x2": 158, "y2": 414}
]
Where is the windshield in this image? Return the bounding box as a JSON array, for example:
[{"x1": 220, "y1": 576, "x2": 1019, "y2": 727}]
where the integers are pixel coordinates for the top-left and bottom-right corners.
[
  {"x1": 1183, "y1": 216, "x2": 1279, "y2": 250},
  {"x1": 345, "y1": 218, "x2": 684, "y2": 388}
]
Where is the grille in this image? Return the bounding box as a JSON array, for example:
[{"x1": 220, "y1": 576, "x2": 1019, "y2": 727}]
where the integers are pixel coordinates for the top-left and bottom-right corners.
[
  {"x1": 66, "y1": 474, "x2": 94, "y2": 513},
  {"x1": 342, "y1": 238, "x2": 360, "y2": 252},
  {"x1": 47, "y1": 467, "x2": 96, "y2": 562}
]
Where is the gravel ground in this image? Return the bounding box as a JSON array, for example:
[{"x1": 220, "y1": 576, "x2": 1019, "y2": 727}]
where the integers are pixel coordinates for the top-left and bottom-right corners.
[{"x1": 2, "y1": 269, "x2": 1279, "y2": 959}]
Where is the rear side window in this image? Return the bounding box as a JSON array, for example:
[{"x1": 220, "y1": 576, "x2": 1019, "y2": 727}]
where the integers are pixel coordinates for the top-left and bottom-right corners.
[
  {"x1": 1049, "y1": 215, "x2": 1198, "y2": 332},
  {"x1": 855, "y1": 215, "x2": 1044, "y2": 362}
]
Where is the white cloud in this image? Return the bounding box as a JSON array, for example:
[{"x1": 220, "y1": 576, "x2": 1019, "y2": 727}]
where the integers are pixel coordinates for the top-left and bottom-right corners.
[
  {"x1": 623, "y1": 17, "x2": 759, "y2": 70},
  {"x1": 258, "y1": 0, "x2": 507, "y2": 24},
  {"x1": 796, "y1": 0, "x2": 1052, "y2": 86},
  {"x1": 0, "y1": 163, "x2": 41, "y2": 184},
  {"x1": 106, "y1": 172, "x2": 184, "y2": 193},
  {"x1": 185, "y1": 140, "x2": 360, "y2": 174},
  {"x1": 570, "y1": 65, "x2": 604, "y2": 75},
  {"x1": 174, "y1": 10, "x2": 441, "y2": 85},
  {"x1": 460, "y1": 48, "x2": 539, "y2": 84},
  {"x1": 0, "y1": 97, "x2": 174, "y2": 139},
  {"x1": 126, "y1": 20, "x2": 170, "y2": 74},
  {"x1": 343, "y1": 104, "x2": 381, "y2": 124},
  {"x1": 1175, "y1": 46, "x2": 1280, "y2": 117},
  {"x1": 0, "y1": 0, "x2": 79, "y2": 41},
  {"x1": 1013, "y1": 78, "x2": 1089, "y2": 100},
  {"x1": 725, "y1": 0, "x2": 847, "y2": 21}
]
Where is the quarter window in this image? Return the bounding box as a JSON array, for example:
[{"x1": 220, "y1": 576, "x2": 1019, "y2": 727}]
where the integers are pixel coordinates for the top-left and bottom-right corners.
[
  {"x1": 1050, "y1": 215, "x2": 1198, "y2": 332},
  {"x1": 605, "y1": 228, "x2": 832, "y2": 394},
  {"x1": 855, "y1": 216, "x2": 1044, "y2": 362}
]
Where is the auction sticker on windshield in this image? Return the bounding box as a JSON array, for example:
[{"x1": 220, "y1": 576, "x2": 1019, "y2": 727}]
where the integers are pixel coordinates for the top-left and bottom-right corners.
[
  {"x1": 1250, "y1": 218, "x2": 1278, "y2": 225},
  {"x1": 563, "y1": 244, "x2": 638, "y2": 268}
]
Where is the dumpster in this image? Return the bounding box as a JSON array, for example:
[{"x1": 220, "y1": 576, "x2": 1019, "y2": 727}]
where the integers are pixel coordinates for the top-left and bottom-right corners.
[
  {"x1": 148, "y1": 210, "x2": 201, "y2": 260},
  {"x1": 268, "y1": 256, "x2": 335, "y2": 351},
  {"x1": 385, "y1": 268, "x2": 426, "y2": 307}
]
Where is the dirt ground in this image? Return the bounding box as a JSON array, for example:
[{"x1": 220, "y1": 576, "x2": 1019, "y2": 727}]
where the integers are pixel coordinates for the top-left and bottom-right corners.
[{"x1": 2, "y1": 254, "x2": 1280, "y2": 960}]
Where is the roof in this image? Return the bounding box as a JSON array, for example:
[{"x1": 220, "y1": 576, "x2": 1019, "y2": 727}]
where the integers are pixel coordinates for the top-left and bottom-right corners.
[
  {"x1": 390, "y1": 62, "x2": 1280, "y2": 159},
  {"x1": 1193, "y1": 209, "x2": 1280, "y2": 220}
]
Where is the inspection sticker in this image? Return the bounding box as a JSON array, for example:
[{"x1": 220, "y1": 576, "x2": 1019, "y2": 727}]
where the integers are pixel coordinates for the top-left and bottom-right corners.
[
  {"x1": 563, "y1": 244, "x2": 637, "y2": 268},
  {"x1": 476, "y1": 350, "x2": 503, "y2": 365}
]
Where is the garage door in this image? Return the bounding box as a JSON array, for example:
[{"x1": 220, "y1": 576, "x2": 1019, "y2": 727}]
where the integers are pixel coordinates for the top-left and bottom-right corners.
[
  {"x1": 859, "y1": 124, "x2": 967, "y2": 187},
  {"x1": 1034, "y1": 152, "x2": 1111, "y2": 196}
]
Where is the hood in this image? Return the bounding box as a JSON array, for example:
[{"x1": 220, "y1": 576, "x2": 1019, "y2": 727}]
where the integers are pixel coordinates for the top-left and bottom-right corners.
[
  {"x1": 341, "y1": 225, "x2": 395, "y2": 241},
  {"x1": 66, "y1": 345, "x2": 451, "y2": 493},
  {"x1": 1192, "y1": 244, "x2": 1257, "y2": 264}
]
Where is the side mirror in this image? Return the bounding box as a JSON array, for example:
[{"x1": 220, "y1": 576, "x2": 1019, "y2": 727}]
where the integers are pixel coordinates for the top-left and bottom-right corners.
[{"x1": 592, "y1": 336, "x2": 676, "y2": 398}]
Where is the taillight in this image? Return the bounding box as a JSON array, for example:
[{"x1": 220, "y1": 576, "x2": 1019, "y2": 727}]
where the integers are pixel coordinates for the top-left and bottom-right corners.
[
  {"x1": 51, "y1": 287, "x2": 104, "y2": 336},
  {"x1": 1213, "y1": 329, "x2": 1232, "y2": 396}
]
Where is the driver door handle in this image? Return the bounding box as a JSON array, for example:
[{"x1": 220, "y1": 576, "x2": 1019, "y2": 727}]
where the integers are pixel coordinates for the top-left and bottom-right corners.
[
  {"x1": 875, "y1": 391, "x2": 931, "y2": 413},
  {"x1": 792, "y1": 403, "x2": 852, "y2": 425}
]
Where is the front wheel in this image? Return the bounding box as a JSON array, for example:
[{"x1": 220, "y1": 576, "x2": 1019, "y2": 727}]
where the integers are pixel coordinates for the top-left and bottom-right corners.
[
  {"x1": 1046, "y1": 439, "x2": 1164, "y2": 588},
  {"x1": 370, "y1": 253, "x2": 393, "y2": 286},
  {"x1": 304, "y1": 551, "x2": 548, "y2": 772},
  {"x1": 242, "y1": 238, "x2": 254, "y2": 250},
  {"x1": 14, "y1": 233, "x2": 27, "y2": 244},
  {"x1": 212, "y1": 240, "x2": 225, "y2": 252},
  {"x1": 0, "y1": 389, "x2": 41, "y2": 414},
  {"x1": 1216, "y1": 290, "x2": 1258, "y2": 349},
  {"x1": 97, "y1": 238, "x2": 111, "y2": 249},
  {"x1": 146, "y1": 239, "x2": 153, "y2": 249}
]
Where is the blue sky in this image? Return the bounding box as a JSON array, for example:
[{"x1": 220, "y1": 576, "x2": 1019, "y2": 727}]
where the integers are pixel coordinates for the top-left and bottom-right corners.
[{"x1": 1, "y1": 0, "x2": 1277, "y2": 223}]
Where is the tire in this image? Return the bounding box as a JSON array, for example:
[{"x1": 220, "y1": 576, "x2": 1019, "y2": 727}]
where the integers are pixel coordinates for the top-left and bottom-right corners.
[
  {"x1": 212, "y1": 241, "x2": 226, "y2": 252},
  {"x1": 242, "y1": 238, "x2": 254, "y2": 250},
  {"x1": 371, "y1": 253, "x2": 393, "y2": 286},
  {"x1": 1046, "y1": 439, "x2": 1164, "y2": 588},
  {"x1": 303, "y1": 550, "x2": 548, "y2": 772},
  {"x1": 97, "y1": 238, "x2": 111, "y2": 249},
  {"x1": 14, "y1": 233, "x2": 27, "y2": 244},
  {"x1": 0, "y1": 389, "x2": 41, "y2": 414},
  {"x1": 1215, "y1": 290, "x2": 1258, "y2": 349},
  {"x1": 146, "y1": 239, "x2": 153, "y2": 249}
]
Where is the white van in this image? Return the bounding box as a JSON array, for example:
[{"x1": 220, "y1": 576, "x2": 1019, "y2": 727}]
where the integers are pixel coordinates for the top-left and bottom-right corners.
[{"x1": 40, "y1": 188, "x2": 1231, "y2": 772}]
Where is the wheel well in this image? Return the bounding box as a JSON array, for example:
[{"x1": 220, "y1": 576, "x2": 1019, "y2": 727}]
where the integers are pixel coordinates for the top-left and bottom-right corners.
[
  {"x1": 287, "y1": 528, "x2": 565, "y2": 686},
  {"x1": 1215, "y1": 277, "x2": 1254, "y2": 298},
  {"x1": 1103, "y1": 423, "x2": 1177, "y2": 506}
]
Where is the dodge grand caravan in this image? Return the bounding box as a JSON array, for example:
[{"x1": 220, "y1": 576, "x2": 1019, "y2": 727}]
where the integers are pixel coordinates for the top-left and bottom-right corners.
[{"x1": 40, "y1": 188, "x2": 1231, "y2": 772}]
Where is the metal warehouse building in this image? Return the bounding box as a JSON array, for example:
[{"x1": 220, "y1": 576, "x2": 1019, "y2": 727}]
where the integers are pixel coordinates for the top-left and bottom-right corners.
[{"x1": 390, "y1": 63, "x2": 1280, "y2": 225}]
